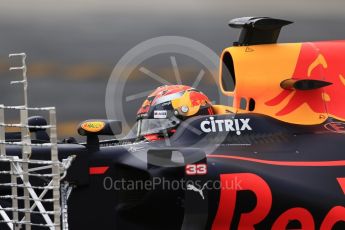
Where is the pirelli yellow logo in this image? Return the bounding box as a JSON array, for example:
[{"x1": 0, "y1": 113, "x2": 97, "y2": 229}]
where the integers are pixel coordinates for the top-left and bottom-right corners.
[{"x1": 81, "y1": 121, "x2": 105, "y2": 132}]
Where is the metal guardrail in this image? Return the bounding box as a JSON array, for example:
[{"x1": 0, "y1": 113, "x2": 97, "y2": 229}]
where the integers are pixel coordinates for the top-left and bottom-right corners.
[{"x1": 0, "y1": 53, "x2": 74, "y2": 230}]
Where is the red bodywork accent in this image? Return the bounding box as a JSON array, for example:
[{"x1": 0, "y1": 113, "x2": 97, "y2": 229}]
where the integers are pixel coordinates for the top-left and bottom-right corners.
[
  {"x1": 212, "y1": 173, "x2": 345, "y2": 229},
  {"x1": 208, "y1": 155, "x2": 345, "y2": 167},
  {"x1": 266, "y1": 42, "x2": 326, "y2": 116},
  {"x1": 212, "y1": 173, "x2": 272, "y2": 230},
  {"x1": 89, "y1": 166, "x2": 109, "y2": 175},
  {"x1": 272, "y1": 208, "x2": 315, "y2": 230},
  {"x1": 337, "y1": 178, "x2": 345, "y2": 194},
  {"x1": 320, "y1": 206, "x2": 345, "y2": 230},
  {"x1": 266, "y1": 41, "x2": 345, "y2": 119}
]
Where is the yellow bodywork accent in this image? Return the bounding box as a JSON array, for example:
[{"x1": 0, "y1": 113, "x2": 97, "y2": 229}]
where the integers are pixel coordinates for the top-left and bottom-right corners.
[
  {"x1": 219, "y1": 43, "x2": 328, "y2": 125},
  {"x1": 212, "y1": 105, "x2": 236, "y2": 114}
]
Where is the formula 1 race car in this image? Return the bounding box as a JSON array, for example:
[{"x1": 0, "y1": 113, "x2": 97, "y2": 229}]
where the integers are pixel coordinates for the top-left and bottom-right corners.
[{"x1": 1, "y1": 17, "x2": 345, "y2": 230}]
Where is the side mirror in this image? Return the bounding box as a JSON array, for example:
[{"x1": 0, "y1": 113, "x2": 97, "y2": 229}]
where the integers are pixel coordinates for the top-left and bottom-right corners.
[
  {"x1": 78, "y1": 119, "x2": 122, "y2": 136},
  {"x1": 77, "y1": 119, "x2": 122, "y2": 149}
]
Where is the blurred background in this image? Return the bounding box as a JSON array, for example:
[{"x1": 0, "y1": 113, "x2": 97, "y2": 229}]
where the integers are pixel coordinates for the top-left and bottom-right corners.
[{"x1": 0, "y1": 0, "x2": 344, "y2": 139}]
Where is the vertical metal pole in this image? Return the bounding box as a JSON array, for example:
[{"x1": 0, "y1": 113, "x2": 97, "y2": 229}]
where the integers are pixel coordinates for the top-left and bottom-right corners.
[
  {"x1": 8, "y1": 53, "x2": 30, "y2": 227},
  {"x1": 20, "y1": 109, "x2": 31, "y2": 230},
  {"x1": 61, "y1": 183, "x2": 69, "y2": 230},
  {"x1": 20, "y1": 52, "x2": 31, "y2": 230},
  {"x1": 10, "y1": 162, "x2": 19, "y2": 230},
  {"x1": 50, "y1": 109, "x2": 61, "y2": 230},
  {"x1": 21, "y1": 54, "x2": 28, "y2": 107},
  {"x1": 0, "y1": 105, "x2": 5, "y2": 156}
]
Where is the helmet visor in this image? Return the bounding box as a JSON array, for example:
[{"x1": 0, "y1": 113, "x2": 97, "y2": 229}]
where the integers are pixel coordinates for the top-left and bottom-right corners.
[{"x1": 137, "y1": 117, "x2": 181, "y2": 137}]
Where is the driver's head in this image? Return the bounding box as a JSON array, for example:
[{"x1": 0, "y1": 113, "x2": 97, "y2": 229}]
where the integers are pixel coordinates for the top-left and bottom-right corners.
[{"x1": 136, "y1": 85, "x2": 214, "y2": 141}]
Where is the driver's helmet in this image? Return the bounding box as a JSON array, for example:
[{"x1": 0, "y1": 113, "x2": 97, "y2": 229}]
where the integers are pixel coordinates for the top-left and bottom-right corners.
[{"x1": 136, "y1": 85, "x2": 214, "y2": 141}]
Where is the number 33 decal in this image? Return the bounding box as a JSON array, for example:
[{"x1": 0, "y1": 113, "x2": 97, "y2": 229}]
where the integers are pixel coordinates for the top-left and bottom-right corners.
[{"x1": 185, "y1": 164, "x2": 207, "y2": 175}]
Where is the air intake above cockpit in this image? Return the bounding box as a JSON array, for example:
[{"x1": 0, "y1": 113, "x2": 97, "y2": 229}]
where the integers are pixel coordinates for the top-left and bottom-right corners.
[{"x1": 229, "y1": 17, "x2": 293, "y2": 46}]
